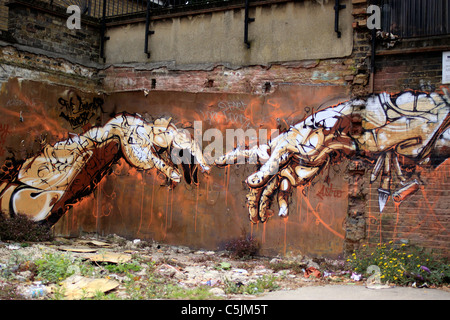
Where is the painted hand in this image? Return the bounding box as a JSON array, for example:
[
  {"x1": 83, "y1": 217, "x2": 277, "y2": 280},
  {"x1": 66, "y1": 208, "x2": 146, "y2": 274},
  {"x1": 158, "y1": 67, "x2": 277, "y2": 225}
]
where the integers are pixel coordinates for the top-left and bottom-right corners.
[
  {"x1": 90, "y1": 113, "x2": 211, "y2": 185},
  {"x1": 215, "y1": 104, "x2": 356, "y2": 223}
]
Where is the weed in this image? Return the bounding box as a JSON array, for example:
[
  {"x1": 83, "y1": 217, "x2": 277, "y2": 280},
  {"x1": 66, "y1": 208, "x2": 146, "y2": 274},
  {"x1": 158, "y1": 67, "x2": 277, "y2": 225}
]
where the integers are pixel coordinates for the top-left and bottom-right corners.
[
  {"x1": 0, "y1": 214, "x2": 53, "y2": 242},
  {"x1": 215, "y1": 262, "x2": 231, "y2": 270},
  {"x1": 347, "y1": 242, "x2": 450, "y2": 286},
  {"x1": 86, "y1": 290, "x2": 120, "y2": 300},
  {"x1": 268, "y1": 261, "x2": 306, "y2": 274},
  {"x1": 35, "y1": 252, "x2": 77, "y2": 283},
  {"x1": 224, "y1": 275, "x2": 279, "y2": 295},
  {"x1": 121, "y1": 267, "x2": 218, "y2": 300},
  {"x1": 103, "y1": 261, "x2": 142, "y2": 274},
  {"x1": 0, "y1": 281, "x2": 25, "y2": 300},
  {"x1": 164, "y1": 284, "x2": 217, "y2": 300},
  {"x1": 225, "y1": 236, "x2": 259, "y2": 259}
]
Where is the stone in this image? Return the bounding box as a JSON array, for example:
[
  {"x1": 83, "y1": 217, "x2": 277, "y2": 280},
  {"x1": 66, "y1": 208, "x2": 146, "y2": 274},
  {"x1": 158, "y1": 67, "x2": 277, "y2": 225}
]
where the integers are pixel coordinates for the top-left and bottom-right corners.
[
  {"x1": 209, "y1": 287, "x2": 226, "y2": 296},
  {"x1": 353, "y1": 74, "x2": 368, "y2": 85}
]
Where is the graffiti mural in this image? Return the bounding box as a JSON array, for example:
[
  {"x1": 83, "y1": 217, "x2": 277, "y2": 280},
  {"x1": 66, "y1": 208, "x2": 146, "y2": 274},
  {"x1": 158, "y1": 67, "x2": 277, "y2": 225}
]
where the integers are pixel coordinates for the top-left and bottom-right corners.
[
  {"x1": 215, "y1": 90, "x2": 450, "y2": 223},
  {"x1": 0, "y1": 113, "x2": 210, "y2": 226},
  {"x1": 0, "y1": 79, "x2": 448, "y2": 257}
]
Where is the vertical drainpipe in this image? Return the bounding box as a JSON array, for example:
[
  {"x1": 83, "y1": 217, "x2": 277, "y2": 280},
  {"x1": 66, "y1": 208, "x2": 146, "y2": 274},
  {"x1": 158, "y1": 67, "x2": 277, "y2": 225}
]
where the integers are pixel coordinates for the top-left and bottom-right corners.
[
  {"x1": 370, "y1": 28, "x2": 376, "y2": 93},
  {"x1": 145, "y1": 0, "x2": 155, "y2": 58},
  {"x1": 100, "y1": 0, "x2": 109, "y2": 62}
]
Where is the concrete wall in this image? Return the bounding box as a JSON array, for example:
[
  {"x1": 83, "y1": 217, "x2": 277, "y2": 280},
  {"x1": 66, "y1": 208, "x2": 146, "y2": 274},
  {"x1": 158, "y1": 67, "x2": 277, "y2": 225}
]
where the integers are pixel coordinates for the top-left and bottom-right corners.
[{"x1": 105, "y1": 0, "x2": 354, "y2": 68}]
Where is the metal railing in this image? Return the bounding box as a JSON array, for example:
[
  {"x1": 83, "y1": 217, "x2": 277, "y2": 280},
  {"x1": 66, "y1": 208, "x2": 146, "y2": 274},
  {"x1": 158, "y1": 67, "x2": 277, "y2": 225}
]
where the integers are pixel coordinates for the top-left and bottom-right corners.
[
  {"x1": 43, "y1": 0, "x2": 146, "y2": 18},
  {"x1": 49, "y1": 0, "x2": 236, "y2": 18},
  {"x1": 0, "y1": 0, "x2": 236, "y2": 31},
  {"x1": 371, "y1": 0, "x2": 450, "y2": 38}
]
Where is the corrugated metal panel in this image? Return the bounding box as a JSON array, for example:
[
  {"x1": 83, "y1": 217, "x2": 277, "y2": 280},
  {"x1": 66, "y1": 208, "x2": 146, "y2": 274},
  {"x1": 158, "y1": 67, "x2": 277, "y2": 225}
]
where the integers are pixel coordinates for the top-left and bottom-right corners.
[
  {"x1": 0, "y1": 0, "x2": 8, "y2": 31},
  {"x1": 374, "y1": 0, "x2": 449, "y2": 38}
]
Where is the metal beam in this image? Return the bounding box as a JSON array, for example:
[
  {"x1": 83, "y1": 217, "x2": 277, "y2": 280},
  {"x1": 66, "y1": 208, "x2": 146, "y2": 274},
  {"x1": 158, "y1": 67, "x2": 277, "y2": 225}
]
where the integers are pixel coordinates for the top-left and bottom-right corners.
[
  {"x1": 334, "y1": 0, "x2": 346, "y2": 38},
  {"x1": 100, "y1": 0, "x2": 110, "y2": 61},
  {"x1": 145, "y1": 0, "x2": 155, "y2": 58},
  {"x1": 244, "y1": 0, "x2": 255, "y2": 48}
]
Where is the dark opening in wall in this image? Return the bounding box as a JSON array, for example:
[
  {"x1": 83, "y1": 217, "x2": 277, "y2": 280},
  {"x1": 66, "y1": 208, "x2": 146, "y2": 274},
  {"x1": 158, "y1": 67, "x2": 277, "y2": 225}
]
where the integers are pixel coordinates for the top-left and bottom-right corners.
[{"x1": 205, "y1": 79, "x2": 214, "y2": 88}]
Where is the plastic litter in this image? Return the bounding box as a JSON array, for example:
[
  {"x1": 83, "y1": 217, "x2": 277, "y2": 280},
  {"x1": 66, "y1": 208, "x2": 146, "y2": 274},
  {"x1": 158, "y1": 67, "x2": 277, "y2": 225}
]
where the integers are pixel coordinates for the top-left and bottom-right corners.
[
  {"x1": 233, "y1": 268, "x2": 249, "y2": 274},
  {"x1": 351, "y1": 272, "x2": 362, "y2": 281},
  {"x1": 304, "y1": 267, "x2": 321, "y2": 278},
  {"x1": 29, "y1": 282, "x2": 47, "y2": 298}
]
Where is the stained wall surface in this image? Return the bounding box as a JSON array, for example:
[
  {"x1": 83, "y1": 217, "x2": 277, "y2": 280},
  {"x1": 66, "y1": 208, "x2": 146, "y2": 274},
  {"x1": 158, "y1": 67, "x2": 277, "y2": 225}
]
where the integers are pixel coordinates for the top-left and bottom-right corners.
[
  {"x1": 0, "y1": 78, "x2": 350, "y2": 257},
  {"x1": 105, "y1": 0, "x2": 354, "y2": 68},
  {"x1": 0, "y1": 0, "x2": 449, "y2": 259},
  {"x1": 1, "y1": 77, "x2": 449, "y2": 257}
]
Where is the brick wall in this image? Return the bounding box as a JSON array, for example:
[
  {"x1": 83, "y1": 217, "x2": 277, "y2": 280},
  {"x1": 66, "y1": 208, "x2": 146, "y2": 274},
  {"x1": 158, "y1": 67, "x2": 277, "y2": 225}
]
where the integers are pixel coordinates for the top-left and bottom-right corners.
[
  {"x1": 6, "y1": 0, "x2": 101, "y2": 64},
  {"x1": 366, "y1": 160, "x2": 450, "y2": 256},
  {"x1": 348, "y1": 0, "x2": 372, "y2": 98},
  {"x1": 343, "y1": 0, "x2": 450, "y2": 257},
  {"x1": 101, "y1": 59, "x2": 356, "y2": 95},
  {"x1": 374, "y1": 49, "x2": 446, "y2": 93}
]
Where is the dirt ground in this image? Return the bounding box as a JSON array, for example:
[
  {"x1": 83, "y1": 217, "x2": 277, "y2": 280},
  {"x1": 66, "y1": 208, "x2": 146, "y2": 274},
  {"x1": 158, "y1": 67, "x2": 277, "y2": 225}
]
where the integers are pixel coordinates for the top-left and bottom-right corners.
[{"x1": 0, "y1": 234, "x2": 448, "y2": 300}]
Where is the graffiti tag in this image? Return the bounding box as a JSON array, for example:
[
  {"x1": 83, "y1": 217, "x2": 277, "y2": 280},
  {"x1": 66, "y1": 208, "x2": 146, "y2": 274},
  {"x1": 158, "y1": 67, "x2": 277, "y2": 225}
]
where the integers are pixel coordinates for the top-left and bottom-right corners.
[
  {"x1": 58, "y1": 95, "x2": 104, "y2": 129},
  {"x1": 316, "y1": 183, "x2": 344, "y2": 200},
  {"x1": 200, "y1": 100, "x2": 252, "y2": 129},
  {"x1": 0, "y1": 123, "x2": 10, "y2": 156}
]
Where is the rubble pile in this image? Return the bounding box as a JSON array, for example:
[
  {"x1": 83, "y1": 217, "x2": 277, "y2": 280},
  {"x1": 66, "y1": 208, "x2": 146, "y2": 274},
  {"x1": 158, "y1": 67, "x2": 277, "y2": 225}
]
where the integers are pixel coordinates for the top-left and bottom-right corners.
[{"x1": 0, "y1": 234, "x2": 358, "y2": 300}]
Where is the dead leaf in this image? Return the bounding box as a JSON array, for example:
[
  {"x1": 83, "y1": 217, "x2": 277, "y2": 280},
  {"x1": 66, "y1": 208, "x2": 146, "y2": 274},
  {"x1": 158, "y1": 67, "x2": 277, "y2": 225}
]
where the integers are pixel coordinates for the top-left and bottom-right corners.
[{"x1": 60, "y1": 275, "x2": 119, "y2": 299}]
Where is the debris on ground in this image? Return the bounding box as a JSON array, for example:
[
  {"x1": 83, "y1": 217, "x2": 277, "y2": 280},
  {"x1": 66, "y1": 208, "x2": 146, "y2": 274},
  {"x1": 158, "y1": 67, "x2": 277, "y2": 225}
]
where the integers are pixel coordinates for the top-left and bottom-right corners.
[{"x1": 0, "y1": 234, "x2": 445, "y2": 300}]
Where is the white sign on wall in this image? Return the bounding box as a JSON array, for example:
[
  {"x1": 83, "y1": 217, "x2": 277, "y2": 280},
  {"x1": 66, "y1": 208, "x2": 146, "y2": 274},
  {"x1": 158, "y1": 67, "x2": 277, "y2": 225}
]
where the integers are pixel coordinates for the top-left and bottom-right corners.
[{"x1": 443, "y1": 51, "x2": 450, "y2": 84}]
